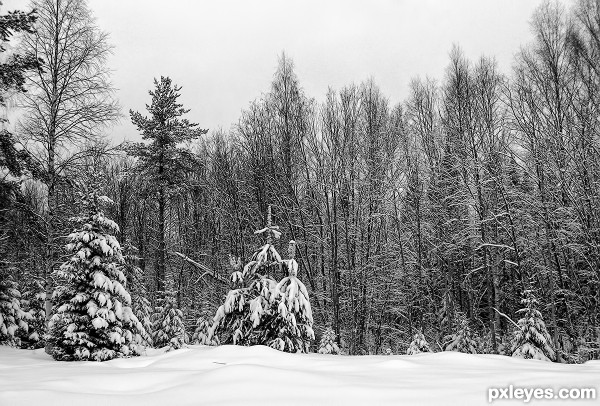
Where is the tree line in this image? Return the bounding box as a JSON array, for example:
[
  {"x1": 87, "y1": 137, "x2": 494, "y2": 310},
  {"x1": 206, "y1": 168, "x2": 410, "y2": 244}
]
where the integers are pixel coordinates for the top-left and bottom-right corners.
[{"x1": 1, "y1": 0, "x2": 600, "y2": 362}]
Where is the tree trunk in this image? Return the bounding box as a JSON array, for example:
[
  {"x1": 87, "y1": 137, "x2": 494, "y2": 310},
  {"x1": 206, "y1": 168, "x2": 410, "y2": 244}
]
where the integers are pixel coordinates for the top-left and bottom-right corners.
[{"x1": 157, "y1": 186, "x2": 166, "y2": 295}]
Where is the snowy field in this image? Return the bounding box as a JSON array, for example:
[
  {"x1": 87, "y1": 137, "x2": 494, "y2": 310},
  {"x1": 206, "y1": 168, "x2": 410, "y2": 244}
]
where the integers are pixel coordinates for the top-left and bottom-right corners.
[{"x1": 1, "y1": 346, "x2": 600, "y2": 405}]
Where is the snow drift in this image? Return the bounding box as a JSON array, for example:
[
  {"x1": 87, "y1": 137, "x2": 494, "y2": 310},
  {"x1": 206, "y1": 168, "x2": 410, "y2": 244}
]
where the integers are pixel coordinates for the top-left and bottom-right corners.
[{"x1": 1, "y1": 345, "x2": 599, "y2": 405}]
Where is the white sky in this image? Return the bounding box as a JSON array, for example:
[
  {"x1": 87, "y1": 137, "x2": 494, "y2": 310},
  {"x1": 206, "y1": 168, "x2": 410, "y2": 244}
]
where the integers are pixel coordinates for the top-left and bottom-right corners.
[{"x1": 3, "y1": 0, "x2": 570, "y2": 142}]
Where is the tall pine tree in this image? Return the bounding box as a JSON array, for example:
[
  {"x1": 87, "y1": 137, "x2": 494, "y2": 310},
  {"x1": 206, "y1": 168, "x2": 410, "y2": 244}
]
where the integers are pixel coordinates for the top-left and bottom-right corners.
[{"x1": 127, "y1": 77, "x2": 207, "y2": 296}]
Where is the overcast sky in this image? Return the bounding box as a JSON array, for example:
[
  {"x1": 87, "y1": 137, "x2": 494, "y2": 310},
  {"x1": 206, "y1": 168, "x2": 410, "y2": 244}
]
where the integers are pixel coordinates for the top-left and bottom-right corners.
[{"x1": 5, "y1": 0, "x2": 568, "y2": 142}]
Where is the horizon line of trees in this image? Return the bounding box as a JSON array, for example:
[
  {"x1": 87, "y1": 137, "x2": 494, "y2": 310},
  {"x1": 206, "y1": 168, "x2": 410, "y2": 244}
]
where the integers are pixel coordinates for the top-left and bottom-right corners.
[{"x1": 1, "y1": 0, "x2": 600, "y2": 363}]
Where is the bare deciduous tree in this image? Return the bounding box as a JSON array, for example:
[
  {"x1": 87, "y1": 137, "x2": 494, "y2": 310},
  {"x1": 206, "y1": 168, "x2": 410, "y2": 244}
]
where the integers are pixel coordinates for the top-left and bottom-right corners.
[{"x1": 19, "y1": 0, "x2": 119, "y2": 340}]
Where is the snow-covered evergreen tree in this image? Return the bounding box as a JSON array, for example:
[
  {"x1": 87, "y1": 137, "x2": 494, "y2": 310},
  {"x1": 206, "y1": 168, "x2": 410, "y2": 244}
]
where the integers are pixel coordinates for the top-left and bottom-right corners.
[
  {"x1": 47, "y1": 184, "x2": 144, "y2": 361},
  {"x1": 192, "y1": 316, "x2": 218, "y2": 346},
  {"x1": 444, "y1": 313, "x2": 478, "y2": 354},
  {"x1": 0, "y1": 271, "x2": 29, "y2": 346},
  {"x1": 18, "y1": 280, "x2": 46, "y2": 349},
  {"x1": 438, "y1": 291, "x2": 454, "y2": 335},
  {"x1": 497, "y1": 333, "x2": 512, "y2": 356},
  {"x1": 134, "y1": 296, "x2": 153, "y2": 347},
  {"x1": 407, "y1": 331, "x2": 431, "y2": 355},
  {"x1": 268, "y1": 240, "x2": 314, "y2": 352},
  {"x1": 151, "y1": 291, "x2": 187, "y2": 349},
  {"x1": 511, "y1": 289, "x2": 555, "y2": 362},
  {"x1": 211, "y1": 206, "x2": 314, "y2": 352},
  {"x1": 210, "y1": 208, "x2": 281, "y2": 347},
  {"x1": 318, "y1": 326, "x2": 341, "y2": 355}
]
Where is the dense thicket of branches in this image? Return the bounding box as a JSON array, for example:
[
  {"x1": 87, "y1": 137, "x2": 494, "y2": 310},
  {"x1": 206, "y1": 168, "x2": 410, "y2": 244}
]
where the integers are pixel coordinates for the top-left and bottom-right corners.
[{"x1": 3, "y1": 0, "x2": 600, "y2": 362}]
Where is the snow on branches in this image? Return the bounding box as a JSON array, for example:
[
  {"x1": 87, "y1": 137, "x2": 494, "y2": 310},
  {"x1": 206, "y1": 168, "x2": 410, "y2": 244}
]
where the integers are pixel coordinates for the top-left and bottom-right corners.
[
  {"x1": 48, "y1": 183, "x2": 145, "y2": 361},
  {"x1": 511, "y1": 290, "x2": 555, "y2": 362},
  {"x1": 318, "y1": 326, "x2": 341, "y2": 355},
  {"x1": 211, "y1": 207, "x2": 314, "y2": 353},
  {"x1": 192, "y1": 316, "x2": 218, "y2": 346},
  {"x1": 445, "y1": 313, "x2": 478, "y2": 354},
  {"x1": 151, "y1": 291, "x2": 188, "y2": 350},
  {"x1": 407, "y1": 331, "x2": 431, "y2": 355},
  {"x1": 269, "y1": 241, "x2": 315, "y2": 352},
  {"x1": 0, "y1": 271, "x2": 30, "y2": 346}
]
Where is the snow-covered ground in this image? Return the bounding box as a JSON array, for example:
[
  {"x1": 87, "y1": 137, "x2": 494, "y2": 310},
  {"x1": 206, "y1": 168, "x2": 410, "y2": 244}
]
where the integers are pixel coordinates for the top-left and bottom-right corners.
[{"x1": 1, "y1": 345, "x2": 599, "y2": 405}]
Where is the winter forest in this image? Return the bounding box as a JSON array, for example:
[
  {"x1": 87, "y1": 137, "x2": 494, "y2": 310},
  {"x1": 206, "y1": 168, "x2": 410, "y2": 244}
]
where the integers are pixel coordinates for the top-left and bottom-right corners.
[{"x1": 2, "y1": 0, "x2": 600, "y2": 367}]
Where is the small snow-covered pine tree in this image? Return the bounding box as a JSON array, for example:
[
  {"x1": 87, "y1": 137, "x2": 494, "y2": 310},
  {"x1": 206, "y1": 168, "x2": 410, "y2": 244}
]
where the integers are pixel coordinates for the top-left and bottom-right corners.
[
  {"x1": 438, "y1": 291, "x2": 454, "y2": 335},
  {"x1": 407, "y1": 331, "x2": 431, "y2": 355},
  {"x1": 268, "y1": 240, "x2": 314, "y2": 352},
  {"x1": 211, "y1": 206, "x2": 281, "y2": 346},
  {"x1": 151, "y1": 291, "x2": 187, "y2": 349},
  {"x1": 211, "y1": 206, "x2": 314, "y2": 352},
  {"x1": 497, "y1": 333, "x2": 512, "y2": 356},
  {"x1": 0, "y1": 271, "x2": 29, "y2": 346},
  {"x1": 48, "y1": 184, "x2": 144, "y2": 361},
  {"x1": 134, "y1": 296, "x2": 153, "y2": 347},
  {"x1": 511, "y1": 289, "x2": 555, "y2": 362},
  {"x1": 445, "y1": 313, "x2": 478, "y2": 354},
  {"x1": 192, "y1": 316, "x2": 218, "y2": 345},
  {"x1": 18, "y1": 280, "x2": 46, "y2": 349},
  {"x1": 318, "y1": 326, "x2": 340, "y2": 354}
]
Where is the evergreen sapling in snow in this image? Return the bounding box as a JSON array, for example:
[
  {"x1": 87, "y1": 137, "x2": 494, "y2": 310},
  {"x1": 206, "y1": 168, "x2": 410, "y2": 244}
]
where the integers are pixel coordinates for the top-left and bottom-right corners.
[
  {"x1": 18, "y1": 280, "x2": 46, "y2": 349},
  {"x1": 444, "y1": 313, "x2": 478, "y2": 354},
  {"x1": 438, "y1": 291, "x2": 454, "y2": 335},
  {"x1": 318, "y1": 326, "x2": 341, "y2": 354},
  {"x1": 211, "y1": 206, "x2": 314, "y2": 352},
  {"x1": 511, "y1": 289, "x2": 555, "y2": 362},
  {"x1": 0, "y1": 271, "x2": 29, "y2": 346},
  {"x1": 407, "y1": 331, "x2": 431, "y2": 355},
  {"x1": 210, "y1": 207, "x2": 282, "y2": 346},
  {"x1": 192, "y1": 316, "x2": 218, "y2": 346},
  {"x1": 151, "y1": 290, "x2": 187, "y2": 349},
  {"x1": 268, "y1": 240, "x2": 314, "y2": 352},
  {"x1": 47, "y1": 184, "x2": 145, "y2": 361},
  {"x1": 134, "y1": 295, "x2": 153, "y2": 347}
]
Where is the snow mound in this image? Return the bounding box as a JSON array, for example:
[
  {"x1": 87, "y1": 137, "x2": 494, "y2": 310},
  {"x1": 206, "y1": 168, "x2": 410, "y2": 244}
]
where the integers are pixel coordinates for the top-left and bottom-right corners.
[{"x1": 1, "y1": 345, "x2": 599, "y2": 405}]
